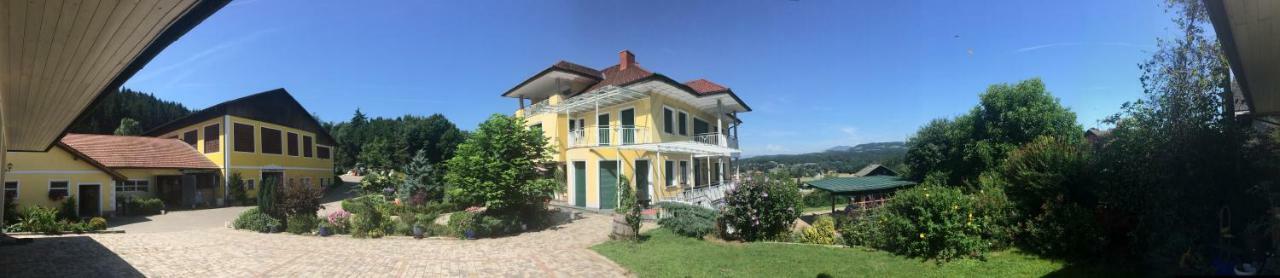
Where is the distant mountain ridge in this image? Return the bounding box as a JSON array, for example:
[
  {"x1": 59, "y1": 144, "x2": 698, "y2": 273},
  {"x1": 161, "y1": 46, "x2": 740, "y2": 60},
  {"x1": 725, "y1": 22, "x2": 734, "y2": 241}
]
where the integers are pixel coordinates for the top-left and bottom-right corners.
[{"x1": 741, "y1": 142, "x2": 907, "y2": 174}]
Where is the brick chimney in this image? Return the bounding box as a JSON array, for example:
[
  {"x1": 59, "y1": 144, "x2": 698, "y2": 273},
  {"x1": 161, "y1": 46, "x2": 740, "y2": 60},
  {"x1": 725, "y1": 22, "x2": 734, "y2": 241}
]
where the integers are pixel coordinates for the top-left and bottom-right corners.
[{"x1": 619, "y1": 50, "x2": 635, "y2": 70}]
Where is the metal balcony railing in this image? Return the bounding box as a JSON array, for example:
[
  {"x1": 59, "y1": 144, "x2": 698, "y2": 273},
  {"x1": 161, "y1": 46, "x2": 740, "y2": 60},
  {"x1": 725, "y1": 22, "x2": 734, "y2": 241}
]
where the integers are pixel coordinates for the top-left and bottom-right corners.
[
  {"x1": 568, "y1": 125, "x2": 650, "y2": 148},
  {"x1": 664, "y1": 180, "x2": 738, "y2": 209},
  {"x1": 694, "y1": 132, "x2": 739, "y2": 149}
]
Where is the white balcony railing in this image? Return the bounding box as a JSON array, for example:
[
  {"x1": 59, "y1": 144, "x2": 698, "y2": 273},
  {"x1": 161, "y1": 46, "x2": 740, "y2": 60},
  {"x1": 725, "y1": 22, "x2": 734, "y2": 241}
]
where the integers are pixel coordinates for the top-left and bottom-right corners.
[
  {"x1": 694, "y1": 132, "x2": 739, "y2": 149},
  {"x1": 568, "y1": 126, "x2": 650, "y2": 148},
  {"x1": 664, "y1": 180, "x2": 738, "y2": 209}
]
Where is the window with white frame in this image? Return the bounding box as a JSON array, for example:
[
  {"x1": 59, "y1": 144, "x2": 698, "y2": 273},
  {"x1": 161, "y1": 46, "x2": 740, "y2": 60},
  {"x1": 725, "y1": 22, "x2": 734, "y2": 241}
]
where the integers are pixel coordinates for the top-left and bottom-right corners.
[
  {"x1": 4, "y1": 181, "x2": 17, "y2": 201},
  {"x1": 302, "y1": 177, "x2": 312, "y2": 187},
  {"x1": 678, "y1": 111, "x2": 688, "y2": 135},
  {"x1": 245, "y1": 179, "x2": 256, "y2": 190},
  {"x1": 49, "y1": 181, "x2": 69, "y2": 199},
  {"x1": 663, "y1": 107, "x2": 674, "y2": 134},
  {"x1": 117, "y1": 180, "x2": 150, "y2": 192},
  {"x1": 679, "y1": 161, "x2": 689, "y2": 185}
]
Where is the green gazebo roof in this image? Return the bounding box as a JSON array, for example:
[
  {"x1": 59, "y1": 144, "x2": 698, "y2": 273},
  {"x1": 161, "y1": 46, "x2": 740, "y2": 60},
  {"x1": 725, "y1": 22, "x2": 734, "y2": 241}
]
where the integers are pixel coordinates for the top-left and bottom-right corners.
[{"x1": 804, "y1": 176, "x2": 916, "y2": 195}]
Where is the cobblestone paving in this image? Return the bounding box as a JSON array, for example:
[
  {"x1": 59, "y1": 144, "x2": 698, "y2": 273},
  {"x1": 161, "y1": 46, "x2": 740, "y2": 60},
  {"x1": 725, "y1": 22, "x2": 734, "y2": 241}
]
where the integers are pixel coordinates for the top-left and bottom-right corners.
[{"x1": 1, "y1": 213, "x2": 628, "y2": 277}]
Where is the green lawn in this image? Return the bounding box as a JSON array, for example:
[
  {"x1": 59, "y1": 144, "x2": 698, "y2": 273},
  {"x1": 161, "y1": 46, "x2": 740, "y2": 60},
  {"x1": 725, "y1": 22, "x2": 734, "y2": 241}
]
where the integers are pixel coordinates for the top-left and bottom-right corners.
[{"x1": 591, "y1": 229, "x2": 1125, "y2": 277}]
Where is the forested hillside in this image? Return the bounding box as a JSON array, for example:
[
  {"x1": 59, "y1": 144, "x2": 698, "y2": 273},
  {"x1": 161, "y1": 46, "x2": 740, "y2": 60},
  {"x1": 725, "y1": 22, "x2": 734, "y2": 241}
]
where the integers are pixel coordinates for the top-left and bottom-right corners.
[
  {"x1": 68, "y1": 88, "x2": 191, "y2": 134},
  {"x1": 740, "y1": 142, "x2": 907, "y2": 176}
]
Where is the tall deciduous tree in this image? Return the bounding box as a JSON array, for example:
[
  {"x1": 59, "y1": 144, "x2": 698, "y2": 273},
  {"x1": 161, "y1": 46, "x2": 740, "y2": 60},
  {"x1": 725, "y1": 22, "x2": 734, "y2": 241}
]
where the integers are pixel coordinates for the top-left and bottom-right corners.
[
  {"x1": 905, "y1": 78, "x2": 1080, "y2": 187},
  {"x1": 444, "y1": 114, "x2": 556, "y2": 211}
]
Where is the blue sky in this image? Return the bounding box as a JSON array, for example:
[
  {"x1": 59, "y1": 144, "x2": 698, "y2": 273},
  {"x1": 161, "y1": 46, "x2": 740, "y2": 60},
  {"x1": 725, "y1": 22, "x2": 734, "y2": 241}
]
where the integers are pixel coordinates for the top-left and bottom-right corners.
[{"x1": 124, "y1": 0, "x2": 1178, "y2": 156}]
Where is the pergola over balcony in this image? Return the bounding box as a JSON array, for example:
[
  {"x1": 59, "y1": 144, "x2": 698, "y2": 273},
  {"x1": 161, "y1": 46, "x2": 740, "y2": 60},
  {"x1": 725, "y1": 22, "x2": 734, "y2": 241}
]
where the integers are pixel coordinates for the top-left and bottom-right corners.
[{"x1": 538, "y1": 85, "x2": 649, "y2": 115}]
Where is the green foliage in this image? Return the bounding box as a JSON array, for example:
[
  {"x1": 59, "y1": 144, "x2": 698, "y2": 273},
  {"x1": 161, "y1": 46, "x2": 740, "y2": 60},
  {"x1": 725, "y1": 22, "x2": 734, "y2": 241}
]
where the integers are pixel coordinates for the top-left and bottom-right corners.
[
  {"x1": 841, "y1": 213, "x2": 885, "y2": 247},
  {"x1": 358, "y1": 170, "x2": 404, "y2": 195},
  {"x1": 58, "y1": 196, "x2": 78, "y2": 221},
  {"x1": 971, "y1": 179, "x2": 1017, "y2": 249},
  {"x1": 1002, "y1": 136, "x2": 1093, "y2": 215},
  {"x1": 257, "y1": 177, "x2": 281, "y2": 218},
  {"x1": 399, "y1": 149, "x2": 444, "y2": 204},
  {"x1": 445, "y1": 114, "x2": 556, "y2": 211},
  {"x1": 233, "y1": 207, "x2": 281, "y2": 233},
  {"x1": 447, "y1": 211, "x2": 478, "y2": 238},
  {"x1": 88, "y1": 217, "x2": 108, "y2": 231},
  {"x1": 330, "y1": 110, "x2": 465, "y2": 172},
  {"x1": 617, "y1": 178, "x2": 642, "y2": 240},
  {"x1": 113, "y1": 118, "x2": 142, "y2": 135},
  {"x1": 799, "y1": 215, "x2": 839, "y2": 245},
  {"x1": 875, "y1": 185, "x2": 989, "y2": 261},
  {"x1": 1020, "y1": 196, "x2": 1104, "y2": 259},
  {"x1": 20, "y1": 206, "x2": 61, "y2": 234},
  {"x1": 124, "y1": 197, "x2": 164, "y2": 216},
  {"x1": 69, "y1": 88, "x2": 191, "y2": 134},
  {"x1": 657, "y1": 202, "x2": 717, "y2": 238},
  {"x1": 3, "y1": 195, "x2": 19, "y2": 225},
  {"x1": 228, "y1": 173, "x2": 249, "y2": 206},
  {"x1": 280, "y1": 182, "x2": 324, "y2": 217},
  {"x1": 286, "y1": 214, "x2": 318, "y2": 234},
  {"x1": 802, "y1": 190, "x2": 833, "y2": 208},
  {"x1": 342, "y1": 196, "x2": 388, "y2": 238},
  {"x1": 719, "y1": 174, "x2": 801, "y2": 241},
  {"x1": 905, "y1": 78, "x2": 1081, "y2": 187}
]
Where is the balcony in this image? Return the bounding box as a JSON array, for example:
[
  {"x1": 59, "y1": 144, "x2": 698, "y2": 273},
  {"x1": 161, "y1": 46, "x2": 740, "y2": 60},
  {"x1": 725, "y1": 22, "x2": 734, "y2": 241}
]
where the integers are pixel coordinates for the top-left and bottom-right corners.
[
  {"x1": 569, "y1": 125, "x2": 651, "y2": 148},
  {"x1": 662, "y1": 180, "x2": 738, "y2": 209},
  {"x1": 694, "y1": 132, "x2": 738, "y2": 149}
]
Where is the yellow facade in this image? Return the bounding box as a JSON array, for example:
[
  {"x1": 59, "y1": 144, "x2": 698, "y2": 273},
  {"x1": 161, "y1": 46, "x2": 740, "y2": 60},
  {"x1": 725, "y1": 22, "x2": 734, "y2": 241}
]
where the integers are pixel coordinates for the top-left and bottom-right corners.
[
  {"x1": 5, "y1": 147, "x2": 116, "y2": 214},
  {"x1": 519, "y1": 93, "x2": 736, "y2": 209},
  {"x1": 153, "y1": 115, "x2": 335, "y2": 198}
]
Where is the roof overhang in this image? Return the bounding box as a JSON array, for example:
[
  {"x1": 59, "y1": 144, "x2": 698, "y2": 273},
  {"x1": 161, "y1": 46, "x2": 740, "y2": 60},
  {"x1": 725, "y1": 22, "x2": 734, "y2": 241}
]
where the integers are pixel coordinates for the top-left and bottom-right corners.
[
  {"x1": 616, "y1": 141, "x2": 740, "y2": 157},
  {"x1": 1206, "y1": 0, "x2": 1280, "y2": 117},
  {"x1": 502, "y1": 68, "x2": 600, "y2": 99},
  {"x1": 0, "y1": 0, "x2": 228, "y2": 152}
]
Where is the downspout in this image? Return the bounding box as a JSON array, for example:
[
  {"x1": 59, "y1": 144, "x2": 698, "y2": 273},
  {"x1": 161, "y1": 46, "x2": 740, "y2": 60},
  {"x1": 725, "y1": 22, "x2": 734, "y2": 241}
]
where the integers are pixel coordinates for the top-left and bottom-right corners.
[{"x1": 223, "y1": 115, "x2": 231, "y2": 207}]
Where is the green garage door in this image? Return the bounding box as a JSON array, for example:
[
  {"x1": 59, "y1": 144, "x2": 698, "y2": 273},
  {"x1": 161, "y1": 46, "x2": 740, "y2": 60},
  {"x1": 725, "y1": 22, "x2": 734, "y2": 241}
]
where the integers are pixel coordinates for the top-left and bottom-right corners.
[
  {"x1": 574, "y1": 161, "x2": 586, "y2": 207},
  {"x1": 599, "y1": 161, "x2": 619, "y2": 209}
]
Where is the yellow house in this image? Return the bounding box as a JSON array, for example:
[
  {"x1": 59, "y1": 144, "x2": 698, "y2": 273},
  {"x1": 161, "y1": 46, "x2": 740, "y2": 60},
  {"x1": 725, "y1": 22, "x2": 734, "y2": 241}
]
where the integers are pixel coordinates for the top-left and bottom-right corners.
[
  {"x1": 144, "y1": 88, "x2": 337, "y2": 202},
  {"x1": 5, "y1": 134, "x2": 220, "y2": 216},
  {"x1": 503, "y1": 50, "x2": 750, "y2": 209}
]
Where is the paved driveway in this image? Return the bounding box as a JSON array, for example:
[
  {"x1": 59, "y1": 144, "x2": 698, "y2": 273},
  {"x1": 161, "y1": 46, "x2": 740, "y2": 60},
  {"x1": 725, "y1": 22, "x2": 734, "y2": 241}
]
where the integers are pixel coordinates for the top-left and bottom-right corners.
[{"x1": 2, "y1": 212, "x2": 627, "y2": 277}]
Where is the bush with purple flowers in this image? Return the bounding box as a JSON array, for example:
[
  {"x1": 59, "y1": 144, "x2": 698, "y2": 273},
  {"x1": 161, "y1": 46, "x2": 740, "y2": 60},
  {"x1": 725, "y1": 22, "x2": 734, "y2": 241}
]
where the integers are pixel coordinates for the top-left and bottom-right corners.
[{"x1": 718, "y1": 173, "x2": 801, "y2": 241}]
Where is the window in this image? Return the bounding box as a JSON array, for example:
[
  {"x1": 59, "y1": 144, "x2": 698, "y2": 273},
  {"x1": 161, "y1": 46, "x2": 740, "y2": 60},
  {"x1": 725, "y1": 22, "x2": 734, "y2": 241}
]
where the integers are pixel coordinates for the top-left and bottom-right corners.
[
  {"x1": 303, "y1": 136, "x2": 313, "y2": 157},
  {"x1": 317, "y1": 146, "x2": 331, "y2": 159},
  {"x1": 287, "y1": 132, "x2": 299, "y2": 156},
  {"x1": 679, "y1": 161, "x2": 689, "y2": 185},
  {"x1": 182, "y1": 130, "x2": 198, "y2": 148},
  {"x1": 597, "y1": 113, "x2": 610, "y2": 146},
  {"x1": 117, "y1": 180, "x2": 149, "y2": 192},
  {"x1": 261, "y1": 127, "x2": 282, "y2": 154},
  {"x1": 4, "y1": 182, "x2": 17, "y2": 201},
  {"x1": 245, "y1": 179, "x2": 256, "y2": 190},
  {"x1": 233, "y1": 123, "x2": 255, "y2": 152},
  {"x1": 531, "y1": 123, "x2": 543, "y2": 133},
  {"x1": 204, "y1": 124, "x2": 221, "y2": 153},
  {"x1": 49, "y1": 181, "x2": 69, "y2": 199},
  {"x1": 665, "y1": 161, "x2": 675, "y2": 187},
  {"x1": 302, "y1": 177, "x2": 312, "y2": 187},
  {"x1": 678, "y1": 111, "x2": 688, "y2": 135},
  {"x1": 663, "y1": 108, "x2": 674, "y2": 134}
]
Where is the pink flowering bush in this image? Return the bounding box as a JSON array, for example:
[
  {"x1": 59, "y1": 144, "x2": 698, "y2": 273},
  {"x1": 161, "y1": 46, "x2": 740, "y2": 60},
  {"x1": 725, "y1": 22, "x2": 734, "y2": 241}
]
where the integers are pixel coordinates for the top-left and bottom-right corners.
[
  {"x1": 718, "y1": 174, "x2": 801, "y2": 241},
  {"x1": 327, "y1": 209, "x2": 352, "y2": 233}
]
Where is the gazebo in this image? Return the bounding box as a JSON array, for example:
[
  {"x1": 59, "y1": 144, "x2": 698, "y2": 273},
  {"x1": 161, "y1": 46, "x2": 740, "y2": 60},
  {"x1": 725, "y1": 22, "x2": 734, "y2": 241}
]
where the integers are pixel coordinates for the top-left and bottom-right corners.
[{"x1": 804, "y1": 176, "x2": 916, "y2": 214}]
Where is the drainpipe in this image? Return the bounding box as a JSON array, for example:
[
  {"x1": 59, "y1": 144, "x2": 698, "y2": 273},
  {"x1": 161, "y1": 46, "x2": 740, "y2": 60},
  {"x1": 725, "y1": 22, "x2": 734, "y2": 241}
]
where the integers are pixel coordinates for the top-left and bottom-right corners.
[{"x1": 223, "y1": 115, "x2": 231, "y2": 207}]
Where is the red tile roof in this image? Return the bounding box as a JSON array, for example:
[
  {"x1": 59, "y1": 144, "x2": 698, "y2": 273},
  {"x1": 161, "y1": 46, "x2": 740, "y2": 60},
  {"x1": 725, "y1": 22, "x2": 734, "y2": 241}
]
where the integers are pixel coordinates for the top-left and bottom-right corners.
[
  {"x1": 581, "y1": 64, "x2": 655, "y2": 95},
  {"x1": 60, "y1": 133, "x2": 220, "y2": 169},
  {"x1": 684, "y1": 79, "x2": 729, "y2": 94},
  {"x1": 552, "y1": 60, "x2": 603, "y2": 80}
]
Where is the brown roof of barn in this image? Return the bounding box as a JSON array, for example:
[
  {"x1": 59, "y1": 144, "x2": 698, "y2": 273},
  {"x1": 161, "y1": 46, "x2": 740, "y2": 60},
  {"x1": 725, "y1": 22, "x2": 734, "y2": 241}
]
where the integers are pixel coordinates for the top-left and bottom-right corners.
[{"x1": 61, "y1": 133, "x2": 220, "y2": 170}]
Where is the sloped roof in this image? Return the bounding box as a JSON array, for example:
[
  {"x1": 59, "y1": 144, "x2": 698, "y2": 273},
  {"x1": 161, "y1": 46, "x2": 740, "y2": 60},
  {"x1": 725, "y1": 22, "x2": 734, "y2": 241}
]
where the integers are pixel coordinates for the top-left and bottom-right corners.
[
  {"x1": 684, "y1": 79, "x2": 729, "y2": 94},
  {"x1": 853, "y1": 164, "x2": 899, "y2": 177},
  {"x1": 61, "y1": 134, "x2": 219, "y2": 170},
  {"x1": 582, "y1": 64, "x2": 656, "y2": 94},
  {"x1": 804, "y1": 176, "x2": 916, "y2": 195},
  {"x1": 143, "y1": 88, "x2": 336, "y2": 146}
]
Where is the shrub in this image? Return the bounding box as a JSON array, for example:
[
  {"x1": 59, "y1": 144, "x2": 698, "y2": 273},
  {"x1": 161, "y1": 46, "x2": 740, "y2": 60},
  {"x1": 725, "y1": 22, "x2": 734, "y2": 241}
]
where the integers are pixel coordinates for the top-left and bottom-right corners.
[
  {"x1": 359, "y1": 170, "x2": 404, "y2": 194},
  {"x1": 88, "y1": 217, "x2": 108, "y2": 231},
  {"x1": 233, "y1": 207, "x2": 281, "y2": 233},
  {"x1": 4, "y1": 194, "x2": 19, "y2": 225},
  {"x1": 972, "y1": 176, "x2": 1017, "y2": 249},
  {"x1": 473, "y1": 213, "x2": 522, "y2": 237},
  {"x1": 876, "y1": 185, "x2": 989, "y2": 261},
  {"x1": 615, "y1": 178, "x2": 641, "y2": 240},
  {"x1": 799, "y1": 215, "x2": 839, "y2": 245},
  {"x1": 414, "y1": 212, "x2": 438, "y2": 227},
  {"x1": 20, "y1": 206, "x2": 60, "y2": 234},
  {"x1": 124, "y1": 197, "x2": 164, "y2": 216},
  {"x1": 719, "y1": 175, "x2": 801, "y2": 241},
  {"x1": 286, "y1": 214, "x2": 318, "y2": 234},
  {"x1": 657, "y1": 202, "x2": 717, "y2": 238},
  {"x1": 447, "y1": 210, "x2": 478, "y2": 239},
  {"x1": 58, "y1": 196, "x2": 78, "y2": 221},
  {"x1": 228, "y1": 173, "x2": 249, "y2": 206},
  {"x1": 349, "y1": 204, "x2": 384, "y2": 238},
  {"x1": 444, "y1": 114, "x2": 557, "y2": 211},
  {"x1": 1020, "y1": 196, "x2": 1104, "y2": 259},
  {"x1": 327, "y1": 209, "x2": 352, "y2": 234},
  {"x1": 281, "y1": 183, "x2": 324, "y2": 217},
  {"x1": 841, "y1": 213, "x2": 885, "y2": 247},
  {"x1": 258, "y1": 177, "x2": 281, "y2": 218}
]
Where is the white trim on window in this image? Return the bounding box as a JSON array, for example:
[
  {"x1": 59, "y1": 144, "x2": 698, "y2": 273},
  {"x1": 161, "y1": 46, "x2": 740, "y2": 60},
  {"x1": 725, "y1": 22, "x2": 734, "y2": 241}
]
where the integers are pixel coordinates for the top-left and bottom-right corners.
[
  {"x1": 662, "y1": 106, "x2": 676, "y2": 135},
  {"x1": 48, "y1": 179, "x2": 70, "y2": 197},
  {"x1": 116, "y1": 179, "x2": 150, "y2": 193},
  {"x1": 677, "y1": 110, "x2": 689, "y2": 136},
  {"x1": 4, "y1": 181, "x2": 19, "y2": 202}
]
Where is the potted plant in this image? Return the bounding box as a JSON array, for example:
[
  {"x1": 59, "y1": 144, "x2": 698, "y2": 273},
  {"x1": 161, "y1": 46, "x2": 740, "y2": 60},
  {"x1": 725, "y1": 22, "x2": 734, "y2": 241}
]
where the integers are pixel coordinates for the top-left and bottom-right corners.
[
  {"x1": 318, "y1": 222, "x2": 333, "y2": 237},
  {"x1": 412, "y1": 223, "x2": 425, "y2": 239}
]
